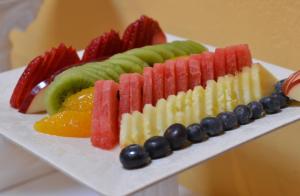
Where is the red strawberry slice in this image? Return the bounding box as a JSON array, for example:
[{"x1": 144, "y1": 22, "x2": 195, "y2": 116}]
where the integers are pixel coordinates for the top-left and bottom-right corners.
[
  {"x1": 225, "y1": 46, "x2": 238, "y2": 75},
  {"x1": 235, "y1": 44, "x2": 252, "y2": 71},
  {"x1": 153, "y1": 63, "x2": 165, "y2": 105},
  {"x1": 188, "y1": 58, "x2": 202, "y2": 89},
  {"x1": 214, "y1": 48, "x2": 226, "y2": 78},
  {"x1": 122, "y1": 15, "x2": 166, "y2": 51},
  {"x1": 201, "y1": 52, "x2": 215, "y2": 87},
  {"x1": 175, "y1": 58, "x2": 189, "y2": 93},
  {"x1": 129, "y1": 74, "x2": 144, "y2": 112},
  {"x1": 143, "y1": 67, "x2": 154, "y2": 106},
  {"x1": 91, "y1": 80, "x2": 119, "y2": 150},
  {"x1": 82, "y1": 30, "x2": 122, "y2": 63},
  {"x1": 119, "y1": 74, "x2": 131, "y2": 122},
  {"x1": 164, "y1": 60, "x2": 177, "y2": 98}
]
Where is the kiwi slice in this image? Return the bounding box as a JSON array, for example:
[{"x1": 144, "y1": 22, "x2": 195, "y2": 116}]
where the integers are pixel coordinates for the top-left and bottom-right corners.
[
  {"x1": 185, "y1": 40, "x2": 207, "y2": 53},
  {"x1": 45, "y1": 73, "x2": 96, "y2": 114},
  {"x1": 124, "y1": 48, "x2": 164, "y2": 65},
  {"x1": 111, "y1": 53, "x2": 148, "y2": 67},
  {"x1": 84, "y1": 63, "x2": 120, "y2": 81},
  {"x1": 107, "y1": 58, "x2": 143, "y2": 73},
  {"x1": 169, "y1": 41, "x2": 194, "y2": 54},
  {"x1": 164, "y1": 44, "x2": 188, "y2": 56},
  {"x1": 142, "y1": 45, "x2": 175, "y2": 60}
]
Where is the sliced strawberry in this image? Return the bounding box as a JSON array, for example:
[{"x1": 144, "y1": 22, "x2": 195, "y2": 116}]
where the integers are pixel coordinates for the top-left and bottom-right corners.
[
  {"x1": 225, "y1": 46, "x2": 238, "y2": 75},
  {"x1": 143, "y1": 67, "x2": 154, "y2": 106},
  {"x1": 214, "y1": 48, "x2": 226, "y2": 78},
  {"x1": 122, "y1": 15, "x2": 166, "y2": 51},
  {"x1": 188, "y1": 58, "x2": 202, "y2": 89},
  {"x1": 175, "y1": 58, "x2": 189, "y2": 93},
  {"x1": 164, "y1": 60, "x2": 177, "y2": 98},
  {"x1": 201, "y1": 52, "x2": 215, "y2": 87},
  {"x1": 82, "y1": 30, "x2": 122, "y2": 62}
]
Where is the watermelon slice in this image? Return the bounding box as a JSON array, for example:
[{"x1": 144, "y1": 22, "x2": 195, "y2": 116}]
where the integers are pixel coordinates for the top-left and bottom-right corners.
[
  {"x1": 143, "y1": 67, "x2": 154, "y2": 105},
  {"x1": 225, "y1": 46, "x2": 238, "y2": 75},
  {"x1": 164, "y1": 60, "x2": 177, "y2": 98},
  {"x1": 214, "y1": 48, "x2": 226, "y2": 78},
  {"x1": 91, "y1": 80, "x2": 119, "y2": 150},
  {"x1": 188, "y1": 58, "x2": 202, "y2": 89},
  {"x1": 235, "y1": 44, "x2": 252, "y2": 71},
  {"x1": 175, "y1": 58, "x2": 189, "y2": 93},
  {"x1": 201, "y1": 52, "x2": 214, "y2": 86},
  {"x1": 153, "y1": 63, "x2": 165, "y2": 105},
  {"x1": 129, "y1": 74, "x2": 144, "y2": 112},
  {"x1": 119, "y1": 74, "x2": 131, "y2": 122}
]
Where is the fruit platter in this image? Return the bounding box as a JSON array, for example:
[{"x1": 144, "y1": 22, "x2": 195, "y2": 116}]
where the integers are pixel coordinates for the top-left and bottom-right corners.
[{"x1": 1, "y1": 15, "x2": 300, "y2": 195}]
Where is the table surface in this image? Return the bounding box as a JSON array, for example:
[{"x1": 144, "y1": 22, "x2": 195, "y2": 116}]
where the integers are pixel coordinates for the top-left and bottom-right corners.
[{"x1": 1, "y1": 34, "x2": 300, "y2": 195}]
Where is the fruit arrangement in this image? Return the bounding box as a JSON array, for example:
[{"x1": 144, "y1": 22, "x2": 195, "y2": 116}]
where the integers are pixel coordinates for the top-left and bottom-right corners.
[
  {"x1": 10, "y1": 15, "x2": 166, "y2": 114},
  {"x1": 8, "y1": 14, "x2": 300, "y2": 170}
]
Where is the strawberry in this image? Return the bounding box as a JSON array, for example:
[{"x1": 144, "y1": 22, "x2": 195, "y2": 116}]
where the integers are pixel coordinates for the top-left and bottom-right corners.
[
  {"x1": 11, "y1": 43, "x2": 80, "y2": 110},
  {"x1": 82, "y1": 30, "x2": 122, "y2": 63},
  {"x1": 122, "y1": 15, "x2": 166, "y2": 51}
]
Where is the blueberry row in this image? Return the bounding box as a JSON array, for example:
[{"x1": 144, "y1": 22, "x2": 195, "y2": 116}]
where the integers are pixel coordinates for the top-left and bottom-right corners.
[{"x1": 119, "y1": 80, "x2": 289, "y2": 169}]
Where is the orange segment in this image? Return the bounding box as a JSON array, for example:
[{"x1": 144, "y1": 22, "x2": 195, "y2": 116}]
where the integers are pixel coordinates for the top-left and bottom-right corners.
[
  {"x1": 34, "y1": 111, "x2": 91, "y2": 137},
  {"x1": 34, "y1": 87, "x2": 94, "y2": 138}
]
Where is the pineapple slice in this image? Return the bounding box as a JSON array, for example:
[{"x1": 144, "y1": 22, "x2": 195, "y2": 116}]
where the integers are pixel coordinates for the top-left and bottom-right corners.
[
  {"x1": 120, "y1": 63, "x2": 278, "y2": 146},
  {"x1": 205, "y1": 80, "x2": 218, "y2": 116},
  {"x1": 156, "y1": 99, "x2": 167, "y2": 136},
  {"x1": 216, "y1": 77, "x2": 226, "y2": 114},
  {"x1": 131, "y1": 111, "x2": 144, "y2": 145},
  {"x1": 143, "y1": 104, "x2": 157, "y2": 140},
  {"x1": 191, "y1": 86, "x2": 205, "y2": 123},
  {"x1": 166, "y1": 95, "x2": 177, "y2": 125},
  {"x1": 120, "y1": 114, "x2": 133, "y2": 147}
]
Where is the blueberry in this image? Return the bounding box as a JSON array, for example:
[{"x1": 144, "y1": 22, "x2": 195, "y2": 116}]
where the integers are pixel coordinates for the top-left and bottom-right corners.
[
  {"x1": 144, "y1": 136, "x2": 172, "y2": 159},
  {"x1": 200, "y1": 117, "x2": 224, "y2": 137},
  {"x1": 164, "y1": 123, "x2": 189, "y2": 150},
  {"x1": 217, "y1": 112, "x2": 239, "y2": 131},
  {"x1": 271, "y1": 92, "x2": 289, "y2": 108},
  {"x1": 120, "y1": 144, "x2": 151, "y2": 169},
  {"x1": 186, "y1": 123, "x2": 209, "y2": 143},
  {"x1": 233, "y1": 105, "x2": 253, "y2": 125},
  {"x1": 247, "y1": 101, "x2": 265, "y2": 119},
  {"x1": 274, "y1": 79, "x2": 286, "y2": 94},
  {"x1": 260, "y1": 96, "x2": 281, "y2": 114}
]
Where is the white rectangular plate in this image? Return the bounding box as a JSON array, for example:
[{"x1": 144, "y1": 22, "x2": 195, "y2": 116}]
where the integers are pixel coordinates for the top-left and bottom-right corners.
[{"x1": 0, "y1": 35, "x2": 299, "y2": 195}]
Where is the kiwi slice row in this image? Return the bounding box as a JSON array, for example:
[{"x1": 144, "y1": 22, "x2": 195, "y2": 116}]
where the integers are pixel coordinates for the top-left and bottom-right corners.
[{"x1": 45, "y1": 40, "x2": 207, "y2": 114}]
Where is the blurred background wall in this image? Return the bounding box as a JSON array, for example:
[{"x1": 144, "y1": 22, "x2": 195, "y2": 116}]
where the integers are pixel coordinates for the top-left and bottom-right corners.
[{"x1": 8, "y1": 0, "x2": 300, "y2": 195}]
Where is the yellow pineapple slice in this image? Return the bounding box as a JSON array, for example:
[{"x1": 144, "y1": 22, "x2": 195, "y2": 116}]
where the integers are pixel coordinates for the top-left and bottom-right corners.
[
  {"x1": 205, "y1": 80, "x2": 218, "y2": 116},
  {"x1": 240, "y1": 66, "x2": 254, "y2": 104},
  {"x1": 166, "y1": 95, "x2": 177, "y2": 125},
  {"x1": 175, "y1": 92, "x2": 186, "y2": 124},
  {"x1": 224, "y1": 75, "x2": 239, "y2": 111},
  {"x1": 120, "y1": 114, "x2": 133, "y2": 147},
  {"x1": 191, "y1": 86, "x2": 205, "y2": 123},
  {"x1": 251, "y1": 63, "x2": 278, "y2": 100},
  {"x1": 156, "y1": 99, "x2": 167, "y2": 136},
  {"x1": 143, "y1": 104, "x2": 157, "y2": 140},
  {"x1": 216, "y1": 76, "x2": 226, "y2": 113},
  {"x1": 131, "y1": 111, "x2": 144, "y2": 145},
  {"x1": 184, "y1": 90, "x2": 193, "y2": 126}
]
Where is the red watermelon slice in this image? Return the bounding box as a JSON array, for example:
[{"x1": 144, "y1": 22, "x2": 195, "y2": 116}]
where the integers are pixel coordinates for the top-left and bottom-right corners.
[
  {"x1": 153, "y1": 63, "x2": 165, "y2": 105},
  {"x1": 91, "y1": 80, "x2": 119, "y2": 150},
  {"x1": 175, "y1": 58, "x2": 189, "y2": 93},
  {"x1": 214, "y1": 48, "x2": 226, "y2": 78},
  {"x1": 201, "y1": 52, "x2": 215, "y2": 86},
  {"x1": 119, "y1": 74, "x2": 131, "y2": 122},
  {"x1": 188, "y1": 58, "x2": 202, "y2": 89},
  {"x1": 129, "y1": 74, "x2": 144, "y2": 112},
  {"x1": 225, "y1": 46, "x2": 238, "y2": 75},
  {"x1": 143, "y1": 67, "x2": 154, "y2": 106},
  {"x1": 235, "y1": 44, "x2": 252, "y2": 71},
  {"x1": 164, "y1": 60, "x2": 177, "y2": 98}
]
